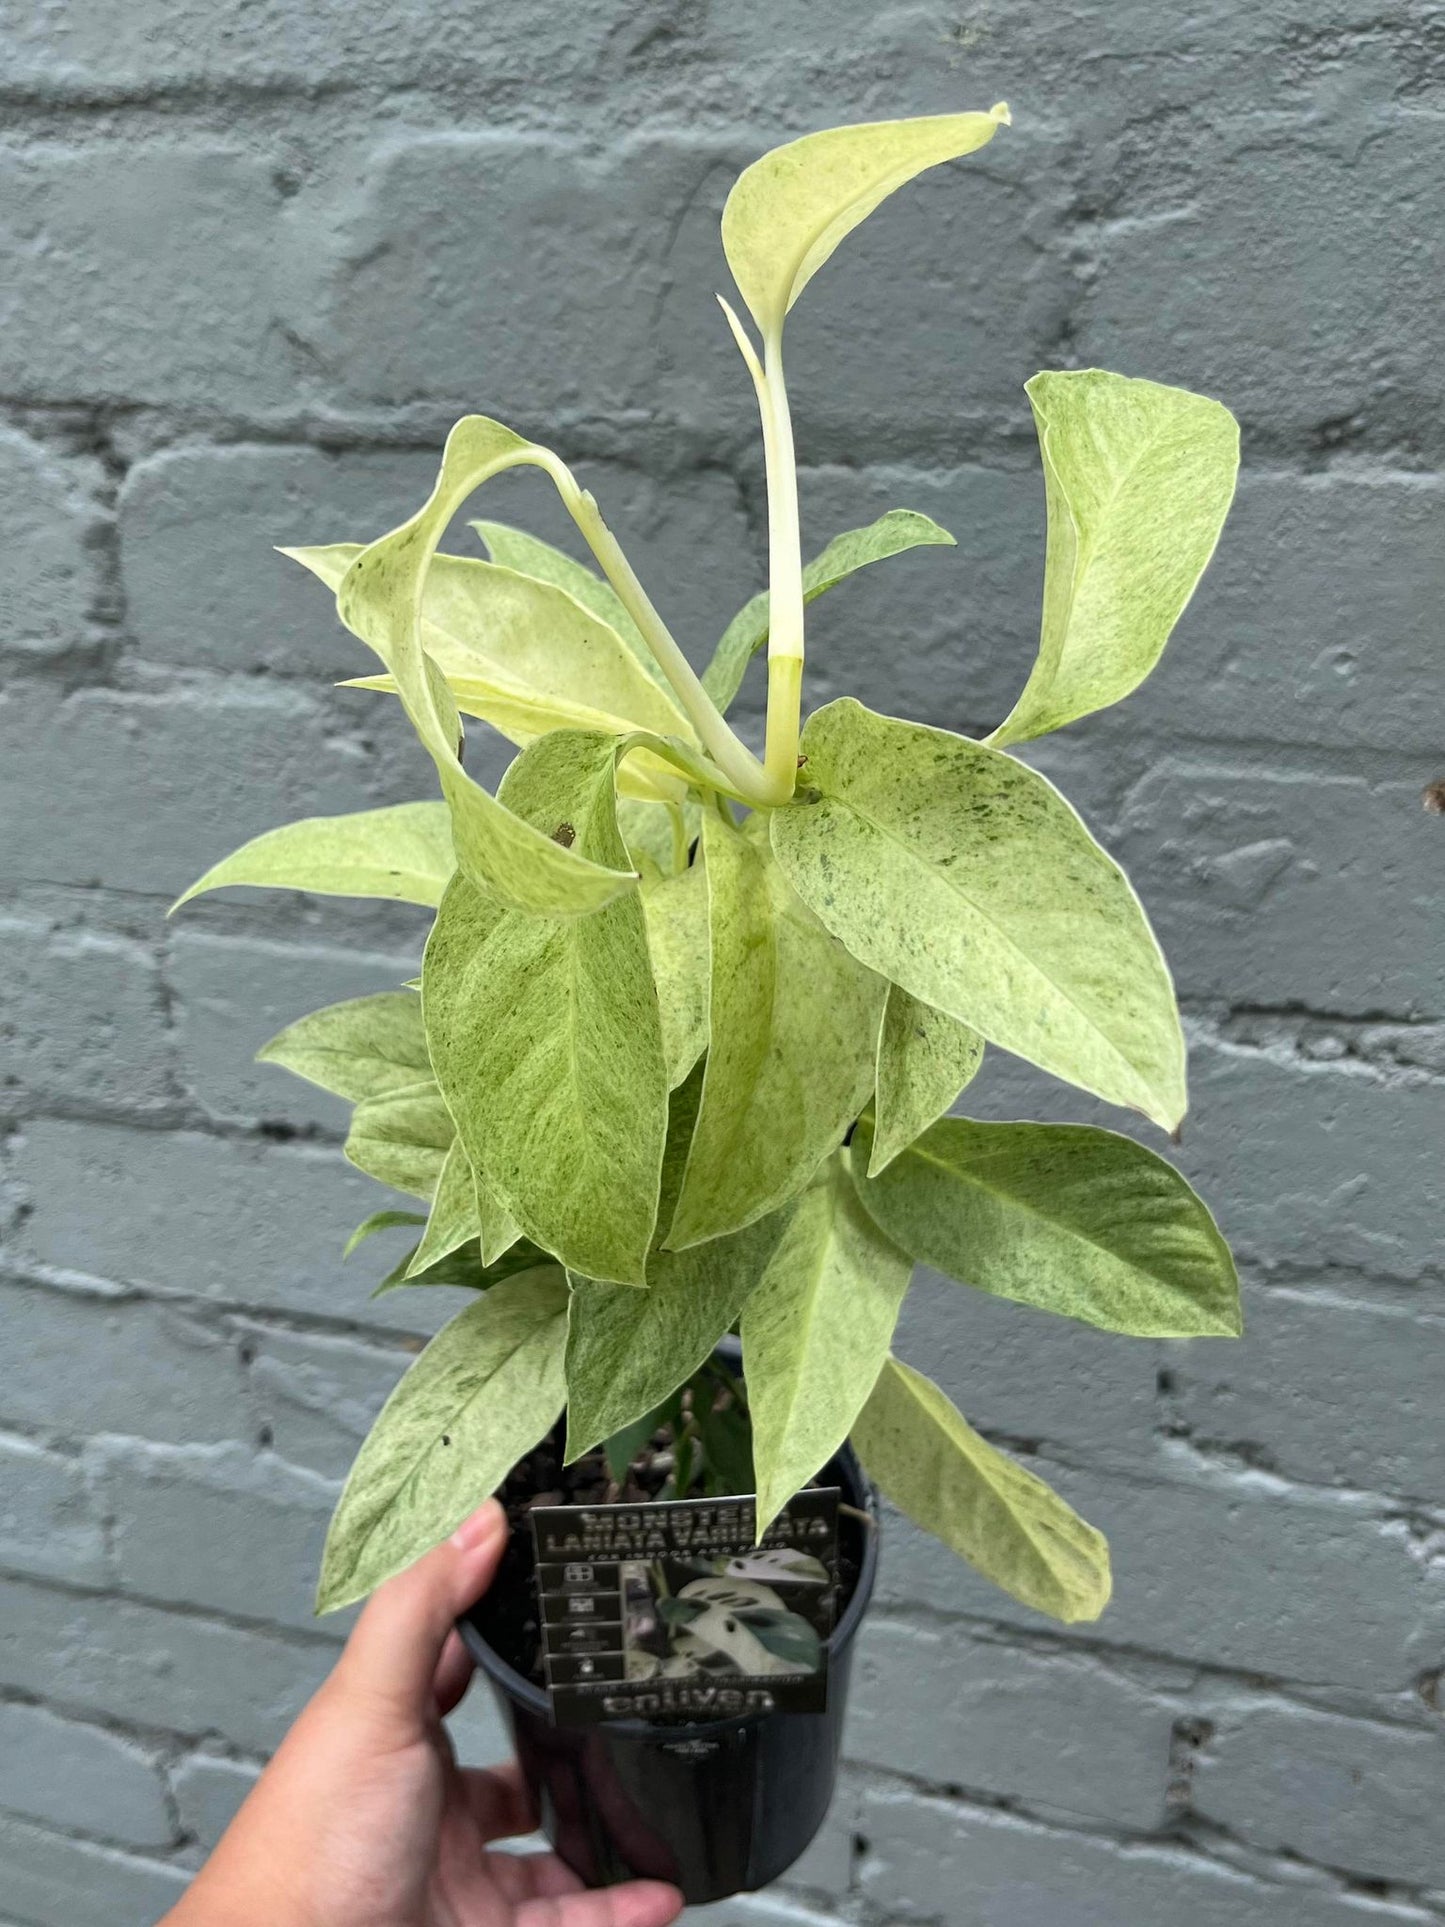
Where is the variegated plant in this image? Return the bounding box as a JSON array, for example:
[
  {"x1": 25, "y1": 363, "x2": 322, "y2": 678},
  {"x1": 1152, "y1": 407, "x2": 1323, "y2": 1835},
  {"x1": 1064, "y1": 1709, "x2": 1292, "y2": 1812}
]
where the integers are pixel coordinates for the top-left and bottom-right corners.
[{"x1": 176, "y1": 107, "x2": 1242, "y2": 1623}]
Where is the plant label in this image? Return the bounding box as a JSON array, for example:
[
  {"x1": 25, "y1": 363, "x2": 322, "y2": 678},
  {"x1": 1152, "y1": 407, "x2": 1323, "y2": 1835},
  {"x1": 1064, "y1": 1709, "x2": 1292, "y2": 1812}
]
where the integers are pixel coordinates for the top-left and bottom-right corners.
[{"x1": 531, "y1": 1488, "x2": 840, "y2": 1726}]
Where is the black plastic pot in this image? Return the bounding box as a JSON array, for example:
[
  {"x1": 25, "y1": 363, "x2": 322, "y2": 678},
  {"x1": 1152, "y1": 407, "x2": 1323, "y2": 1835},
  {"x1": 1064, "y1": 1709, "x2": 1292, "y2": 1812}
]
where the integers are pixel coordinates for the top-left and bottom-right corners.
[{"x1": 458, "y1": 1423, "x2": 879, "y2": 1905}]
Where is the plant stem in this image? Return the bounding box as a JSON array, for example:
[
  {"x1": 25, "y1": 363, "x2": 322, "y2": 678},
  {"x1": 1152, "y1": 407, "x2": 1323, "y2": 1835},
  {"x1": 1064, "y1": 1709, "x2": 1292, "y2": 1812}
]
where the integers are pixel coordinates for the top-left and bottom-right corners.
[
  {"x1": 759, "y1": 335, "x2": 804, "y2": 801},
  {"x1": 533, "y1": 451, "x2": 786, "y2": 808},
  {"x1": 717, "y1": 300, "x2": 808, "y2": 804}
]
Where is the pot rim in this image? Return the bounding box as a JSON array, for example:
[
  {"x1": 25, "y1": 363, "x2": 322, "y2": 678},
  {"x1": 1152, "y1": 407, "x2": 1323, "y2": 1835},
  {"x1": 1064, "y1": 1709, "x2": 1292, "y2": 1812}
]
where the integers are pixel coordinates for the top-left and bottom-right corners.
[{"x1": 458, "y1": 1439, "x2": 880, "y2": 1739}]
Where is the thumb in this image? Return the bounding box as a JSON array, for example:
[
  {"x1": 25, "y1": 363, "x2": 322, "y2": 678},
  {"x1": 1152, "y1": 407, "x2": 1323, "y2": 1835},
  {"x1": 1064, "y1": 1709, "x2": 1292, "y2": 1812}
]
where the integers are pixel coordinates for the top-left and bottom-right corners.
[{"x1": 335, "y1": 1499, "x2": 508, "y2": 1731}]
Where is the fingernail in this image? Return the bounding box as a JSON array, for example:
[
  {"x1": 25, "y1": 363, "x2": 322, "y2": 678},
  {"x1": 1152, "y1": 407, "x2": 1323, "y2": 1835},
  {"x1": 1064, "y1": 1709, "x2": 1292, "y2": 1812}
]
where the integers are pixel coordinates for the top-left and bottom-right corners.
[{"x1": 450, "y1": 1498, "x2": 505, "y2": 1552}]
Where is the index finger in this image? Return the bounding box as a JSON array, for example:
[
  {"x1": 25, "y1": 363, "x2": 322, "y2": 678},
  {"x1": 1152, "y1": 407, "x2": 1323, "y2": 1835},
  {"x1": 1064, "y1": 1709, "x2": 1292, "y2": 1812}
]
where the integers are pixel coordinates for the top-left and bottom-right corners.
[{"x1": 516, "y1": 1883, "x2": 684, "y2": 1927}]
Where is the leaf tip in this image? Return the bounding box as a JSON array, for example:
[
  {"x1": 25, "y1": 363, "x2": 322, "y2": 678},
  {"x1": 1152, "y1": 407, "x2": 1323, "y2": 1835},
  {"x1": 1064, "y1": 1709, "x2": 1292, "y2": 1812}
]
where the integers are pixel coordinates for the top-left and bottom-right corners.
[
  {"x1": 313, "y1": 1546, "x2": 355, "y2": 1617},
  {"x1": 990, "y1": 100, "x2": 1012, "y2": 127},
  {"x1": 167, "y1": 875, "x2": 210, "y2": 916},
  {"x1": 1059, "y1": 1587, "x2": 1112, "y2": 1625},
  {"x1": 1212, "y1": 1298, "x2": 1245, "y2": 1340}
]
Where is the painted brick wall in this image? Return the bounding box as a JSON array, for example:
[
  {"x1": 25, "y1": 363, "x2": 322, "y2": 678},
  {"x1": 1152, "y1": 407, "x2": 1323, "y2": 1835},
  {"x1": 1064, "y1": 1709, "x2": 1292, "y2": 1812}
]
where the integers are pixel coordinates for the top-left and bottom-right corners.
[{"x1": 1, "y1": 5, "x2": 1441, "y2": 1923}]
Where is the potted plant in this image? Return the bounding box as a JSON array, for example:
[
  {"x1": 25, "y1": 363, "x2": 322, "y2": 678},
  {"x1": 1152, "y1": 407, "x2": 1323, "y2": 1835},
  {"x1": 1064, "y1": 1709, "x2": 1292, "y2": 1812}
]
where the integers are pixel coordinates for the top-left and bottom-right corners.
[{"x1": 175, "y1": 105, "x2": 1242, "y2": 1904}]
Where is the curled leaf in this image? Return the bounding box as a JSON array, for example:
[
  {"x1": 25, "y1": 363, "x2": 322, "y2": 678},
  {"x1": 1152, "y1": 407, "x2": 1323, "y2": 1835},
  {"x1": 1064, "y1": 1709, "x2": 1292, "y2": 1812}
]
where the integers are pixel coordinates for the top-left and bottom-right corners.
[
  {"x1": 990, "y1": 371, "x2": 1240, "y2": 749},
  {"x1": 337, "y1": 416, "x2": 639, "y2": 917}
]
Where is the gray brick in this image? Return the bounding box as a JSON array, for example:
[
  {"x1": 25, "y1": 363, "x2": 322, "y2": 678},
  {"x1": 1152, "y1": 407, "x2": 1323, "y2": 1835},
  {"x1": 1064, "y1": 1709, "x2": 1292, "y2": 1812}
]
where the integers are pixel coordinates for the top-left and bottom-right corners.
[
  {"x1": 875, "y1": 1458, "x2": 1444, "y2": 1693},
  {"x1": 0, "y1": 1810, "x2": 187, "y2": 1927},
  {"x1": 0, "y1": 1279, "x2": 251, "y2": 1448},
  {"x1": 1167, "y1": 1288, "x2": 1445, "y2": 1503},
  {"x1": 1077, "y1": 113, "x2": 1445, "y2": 454},
  {"x1": 1100, "y1": 472, "x2": 1445, "y2": 755},
  {"x1": 2, "y1": 0, "x2": 652, "y2": 93},
  {"x1": 169, "y1": 931, "x2": 418, "y2": 1132},
  {"x1": 0, "y1": 677, "x2": 437, "y2": 900},
  {"x1": 0, "y1": 1433, "x2": 108, "y2": 1588},
  {"x1": 0, "y1": 143, "x2": 302, "y2": 409},
  {"x1": 119, "y1": 443, "x2": 437, "y2": 681},
  {"x1": 856, "y1": 1786, "x2": 1432, "y2": 1926},
  {"x1": 235, "y1": 1320, "x2": 414, "y2": 1479},
  {"x1": 8, "y1": 1117, "x2": 465, "y2": 1332},
  {"x1": 776, "y1": 1778, "x2": 858, "y2": 1903},
  {"x1": 1193, "y1": 1701, "x2": 1445, "y2": 1887},
  {"x1": 0, "y1": 1574, "x2": 333, "y2": 1753},
  {"x1": 92, "y1": 1438, "x2": 336, "y2": 1630},
  {"x1": 0, "y1": 1700, "x2": 172, "y2": 1848},
  {"x1": 849, "y1": 1619, "x2": 1174, "y2": 1829},
  {"x1": 1114, "y1": 756, "x2": 1442, "y2": 1021},
  {"x1": 1177, "y1": 1039, "x2": 1442, "y2": 1286},
  {"x1": 317, "y1": 133, "x2": 680, "y2": 416},
  {"x1": 169, "y1": 1751, "x2": 258, "y2": 1853},
  {"x1": 0, "y1": 427, "x2": 105, "y2": 658},
  {"x1": 1, "y1": 912, "x2": 175, "y2": 1115}
]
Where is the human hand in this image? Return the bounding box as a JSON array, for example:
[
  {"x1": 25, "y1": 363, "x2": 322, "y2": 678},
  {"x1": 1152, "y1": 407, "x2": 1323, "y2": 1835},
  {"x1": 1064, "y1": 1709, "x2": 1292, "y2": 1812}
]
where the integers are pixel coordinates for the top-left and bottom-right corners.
[{"x1": 162, "y1": 1500, "x2": 684, "y2": 1927}]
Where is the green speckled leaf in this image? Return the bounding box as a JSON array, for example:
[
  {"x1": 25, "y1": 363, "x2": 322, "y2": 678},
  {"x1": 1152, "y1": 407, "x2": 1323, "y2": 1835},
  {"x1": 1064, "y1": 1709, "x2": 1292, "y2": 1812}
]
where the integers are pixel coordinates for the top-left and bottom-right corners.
[
  {"x1": 870, "y1": 987, "x2": 983, "y2": 1175},
  {"x1": 344, "y1": 1084, "x2": 453, "y2": 1201},
  {"x1": 317, "y1": 1267, "x2": 568, "y2": 1611},
  {"x1": 335, "y1": 416, "x2": 638, "y2": 916},
  {"x1": 771, "y1": 700, "x2": 1186, "y2": 1132},
  {"x1": 423, "y1": 731, "x2": 667, "y2": 1286},
  {"x1": 991, "y1": 372, "x2": 1240, "y2": 749},
  {"x1": 702, "y1": 510, "x2": 956, "y2": 714},
  {"x1": 173, "y1": 803, "x2": 454, "y2": 912},
  {"x1": 470, "y1": 519, "x2": 668, "y2": 691},
  {"x1": 564, "y1": 1207, "x2": 790, "y2": 1462},
  {"x1": 853, "y1": 1114, "x2": 1241, "y2": 1337},
  {"x1": 668, "y1": 810, "x2": 885, "y2": 1250},
  {"x1": 403, "y1": 1138, "x2": 521, "y2": 1279},
  {"x1": 851, "y1": 1356, "x2": 1111, "y2": 1623},
  {"x1": 742, "y1": 1156, "x2": 912, "y2": 1532},
  {"x1": 642, "y1": 858, "x2": 710, "y2": 1089},
  {"x1": 258, "y1": 992, "x2": 431, "y2": 1102},
  {"x1": 722, "y1": 108, "x2": 1010, "y2": 339}
]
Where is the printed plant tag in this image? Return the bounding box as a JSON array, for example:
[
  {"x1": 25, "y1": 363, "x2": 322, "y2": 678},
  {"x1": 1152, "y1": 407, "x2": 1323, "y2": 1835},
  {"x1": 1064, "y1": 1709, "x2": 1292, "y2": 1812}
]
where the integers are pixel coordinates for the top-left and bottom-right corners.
[{"x1": 531, "y1": 1488, "x2": 840, "y2": 1726}]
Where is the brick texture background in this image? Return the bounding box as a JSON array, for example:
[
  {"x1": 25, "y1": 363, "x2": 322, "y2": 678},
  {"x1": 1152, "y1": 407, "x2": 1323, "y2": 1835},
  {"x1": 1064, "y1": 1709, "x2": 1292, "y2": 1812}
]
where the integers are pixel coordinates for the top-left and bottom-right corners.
[{"x1": 1, "y1": 5, "x2": 1442, "y2": 1923}]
